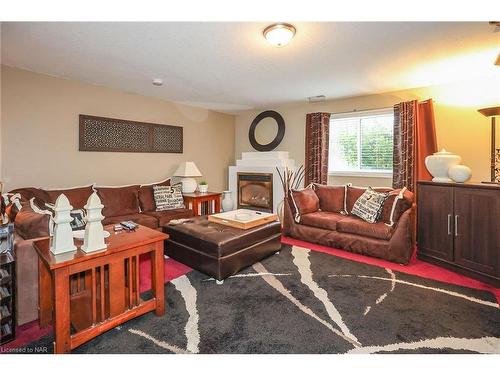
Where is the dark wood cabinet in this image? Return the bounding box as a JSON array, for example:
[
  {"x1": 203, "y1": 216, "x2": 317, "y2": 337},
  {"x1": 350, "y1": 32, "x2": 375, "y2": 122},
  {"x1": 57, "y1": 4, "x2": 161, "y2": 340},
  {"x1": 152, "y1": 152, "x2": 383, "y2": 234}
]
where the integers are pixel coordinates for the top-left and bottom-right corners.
[
  {"x1": 417, "y1": 181, "x2": 500, "y2": 287},
  {"x1": 417, "y1": 184, "x2": 454, "y2": 261}
]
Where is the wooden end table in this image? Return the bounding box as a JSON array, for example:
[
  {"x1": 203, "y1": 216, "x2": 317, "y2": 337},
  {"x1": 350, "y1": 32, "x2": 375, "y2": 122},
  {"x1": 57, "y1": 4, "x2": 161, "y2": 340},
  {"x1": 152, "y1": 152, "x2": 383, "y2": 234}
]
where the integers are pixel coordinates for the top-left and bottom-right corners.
[
  {"x1": 183, "y1": 192, "x2": 222, "y2": 216},
  {"x1": 34, "y1": 225, "x2": 168, "y2": 353}
]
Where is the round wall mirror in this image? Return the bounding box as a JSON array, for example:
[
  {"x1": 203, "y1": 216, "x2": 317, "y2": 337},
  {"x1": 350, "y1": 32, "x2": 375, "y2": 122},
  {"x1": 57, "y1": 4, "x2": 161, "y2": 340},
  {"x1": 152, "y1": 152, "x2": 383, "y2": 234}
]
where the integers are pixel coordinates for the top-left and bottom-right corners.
[{"x1": 249, "y1": 110, "x2": 285, "y2": 151}]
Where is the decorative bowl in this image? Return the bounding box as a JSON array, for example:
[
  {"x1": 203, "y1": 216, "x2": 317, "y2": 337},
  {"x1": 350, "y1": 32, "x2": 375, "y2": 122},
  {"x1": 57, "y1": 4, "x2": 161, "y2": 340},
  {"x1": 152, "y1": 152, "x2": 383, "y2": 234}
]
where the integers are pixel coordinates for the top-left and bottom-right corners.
[{"x1": 425, "y1": 149, "x2": 461, "y2": 182}]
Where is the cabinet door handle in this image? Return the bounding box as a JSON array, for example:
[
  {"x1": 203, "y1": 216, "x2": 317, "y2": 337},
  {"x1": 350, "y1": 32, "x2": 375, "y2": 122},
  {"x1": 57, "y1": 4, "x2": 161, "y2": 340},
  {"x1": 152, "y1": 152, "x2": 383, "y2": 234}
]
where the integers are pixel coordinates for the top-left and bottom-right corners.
[
  {"x1": 454, "y1": 215, "x2": 459, "y2": 237},
  {"x1": 447, "y1": 214, "x2": 452, "y2": 235}
]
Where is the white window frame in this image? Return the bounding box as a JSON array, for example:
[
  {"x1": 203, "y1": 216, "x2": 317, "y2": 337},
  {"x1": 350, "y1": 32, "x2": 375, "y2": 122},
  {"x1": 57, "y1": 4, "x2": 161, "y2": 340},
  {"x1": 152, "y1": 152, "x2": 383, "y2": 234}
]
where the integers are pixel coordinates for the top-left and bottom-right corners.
[{"x1": 328, "y1": 108, "x2": 394, "y2": 178}]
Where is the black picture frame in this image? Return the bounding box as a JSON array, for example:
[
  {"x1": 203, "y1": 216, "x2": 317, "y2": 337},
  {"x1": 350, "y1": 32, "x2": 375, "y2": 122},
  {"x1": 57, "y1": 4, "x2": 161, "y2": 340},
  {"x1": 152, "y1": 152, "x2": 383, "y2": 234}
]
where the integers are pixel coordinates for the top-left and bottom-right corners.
[{"x1": 248, "y1": 110, "x2": 285, "y2": 152}]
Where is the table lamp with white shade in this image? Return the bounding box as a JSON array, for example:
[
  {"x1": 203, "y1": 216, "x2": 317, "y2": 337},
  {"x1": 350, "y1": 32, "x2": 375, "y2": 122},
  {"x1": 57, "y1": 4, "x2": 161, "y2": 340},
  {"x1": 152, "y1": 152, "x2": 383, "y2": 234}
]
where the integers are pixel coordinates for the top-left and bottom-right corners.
[{"x1": 174, "y1": 161, "x2": 202, "y2": 193}]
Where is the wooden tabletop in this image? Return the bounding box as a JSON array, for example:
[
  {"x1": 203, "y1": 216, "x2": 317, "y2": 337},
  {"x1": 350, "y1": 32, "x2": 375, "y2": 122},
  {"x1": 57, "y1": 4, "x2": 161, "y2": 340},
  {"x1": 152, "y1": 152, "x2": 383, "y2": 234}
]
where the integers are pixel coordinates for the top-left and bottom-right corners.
[
  {"x1": 34, "y1": 225, "x2": 168, "y2": 270},
  {"x1": 182, "y1": 191, "x2": 221, "y2": 198}
]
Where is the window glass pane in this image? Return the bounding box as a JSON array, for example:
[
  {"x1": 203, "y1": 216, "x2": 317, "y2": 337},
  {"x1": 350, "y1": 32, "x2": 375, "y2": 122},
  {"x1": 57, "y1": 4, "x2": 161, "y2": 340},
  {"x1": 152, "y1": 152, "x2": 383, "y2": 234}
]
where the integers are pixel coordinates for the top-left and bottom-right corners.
[
  {"x1": 360, "y1": 115, "x2": 393, "y2": 171},
  {"x1": 329, "y1": 110, "x2": 394, "y2": 174},
  {"x1": 329, "y1": 118, "x2": 359, "y2": 171}
]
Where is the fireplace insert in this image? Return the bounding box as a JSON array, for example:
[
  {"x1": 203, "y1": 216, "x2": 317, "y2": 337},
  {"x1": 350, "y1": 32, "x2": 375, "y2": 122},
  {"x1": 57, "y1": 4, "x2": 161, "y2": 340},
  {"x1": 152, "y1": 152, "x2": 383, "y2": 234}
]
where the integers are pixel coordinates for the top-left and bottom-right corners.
[{"x1": 237, "y1": 172, "x2": 273, "y2": 212}]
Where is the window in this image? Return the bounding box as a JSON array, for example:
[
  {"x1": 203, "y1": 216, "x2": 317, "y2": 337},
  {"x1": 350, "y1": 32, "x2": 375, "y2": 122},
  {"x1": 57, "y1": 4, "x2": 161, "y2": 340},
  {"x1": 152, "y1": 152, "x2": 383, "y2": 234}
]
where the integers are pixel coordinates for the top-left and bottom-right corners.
[{"x1": 329, "y1": 109, "x2": 394, "y2": 177}]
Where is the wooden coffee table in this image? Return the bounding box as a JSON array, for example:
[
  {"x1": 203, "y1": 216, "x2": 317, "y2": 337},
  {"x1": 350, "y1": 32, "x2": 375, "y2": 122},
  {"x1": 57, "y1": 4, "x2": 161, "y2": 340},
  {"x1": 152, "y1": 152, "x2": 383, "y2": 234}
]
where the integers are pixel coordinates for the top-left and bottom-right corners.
[{"x1": 34, "y1": 225, "x2": 168, "y2": 353}]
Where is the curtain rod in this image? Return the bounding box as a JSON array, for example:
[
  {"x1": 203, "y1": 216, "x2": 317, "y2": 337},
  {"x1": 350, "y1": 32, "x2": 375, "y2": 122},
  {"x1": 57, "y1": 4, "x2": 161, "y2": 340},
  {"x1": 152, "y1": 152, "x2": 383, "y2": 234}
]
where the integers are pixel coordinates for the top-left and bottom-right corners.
[
  {"x1": 331, "y1": 107, "x2": 392, "y2": 116},
  {"x1": 330, "y1": 99, "x2": 430, "y2": 116}
]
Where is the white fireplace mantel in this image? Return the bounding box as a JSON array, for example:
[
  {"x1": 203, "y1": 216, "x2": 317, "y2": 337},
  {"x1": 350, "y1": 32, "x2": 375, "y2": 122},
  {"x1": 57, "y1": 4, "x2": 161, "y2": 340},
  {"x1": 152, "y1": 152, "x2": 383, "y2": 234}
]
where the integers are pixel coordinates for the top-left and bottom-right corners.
[{"x1": 228, "y1": 151, "x2": 296, "y2": 213}]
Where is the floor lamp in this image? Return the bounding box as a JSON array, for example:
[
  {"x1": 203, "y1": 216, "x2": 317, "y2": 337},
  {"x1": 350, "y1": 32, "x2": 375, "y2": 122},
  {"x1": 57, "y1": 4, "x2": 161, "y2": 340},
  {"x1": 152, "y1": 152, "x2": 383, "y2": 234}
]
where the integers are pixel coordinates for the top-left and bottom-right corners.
[{"x1": 478, "y1": 106, "x2": 500, "y2": 184}]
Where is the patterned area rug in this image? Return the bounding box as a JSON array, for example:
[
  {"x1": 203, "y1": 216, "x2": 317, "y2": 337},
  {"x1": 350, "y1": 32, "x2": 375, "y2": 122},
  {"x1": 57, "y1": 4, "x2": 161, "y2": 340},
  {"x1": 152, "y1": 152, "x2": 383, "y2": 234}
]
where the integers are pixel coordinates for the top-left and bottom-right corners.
[{"x1": 21, "y1": 245, "x2": 500, "y2": 354}]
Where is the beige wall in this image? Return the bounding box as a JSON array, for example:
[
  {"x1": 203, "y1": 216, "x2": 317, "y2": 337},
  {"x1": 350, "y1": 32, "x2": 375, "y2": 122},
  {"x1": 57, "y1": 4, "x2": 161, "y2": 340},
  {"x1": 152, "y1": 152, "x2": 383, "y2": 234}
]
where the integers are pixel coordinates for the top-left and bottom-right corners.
[
  {"x1": 1, "y1": 66, "x2": 235, "y2": 192},
  {"x1": 235, "y1": 78, "x2": 498, "y2": 187}
]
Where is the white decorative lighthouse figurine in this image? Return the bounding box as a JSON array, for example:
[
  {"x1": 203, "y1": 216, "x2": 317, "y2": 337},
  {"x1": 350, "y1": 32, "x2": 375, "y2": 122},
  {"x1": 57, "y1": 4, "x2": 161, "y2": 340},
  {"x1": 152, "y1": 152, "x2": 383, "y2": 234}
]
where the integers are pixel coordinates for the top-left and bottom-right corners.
[
  {"x1": 81, "y1": 192, "x2": 107, "y2": 253},
  {"x1": 50, "y1": 194, "x2": 77, "y2": 255}
]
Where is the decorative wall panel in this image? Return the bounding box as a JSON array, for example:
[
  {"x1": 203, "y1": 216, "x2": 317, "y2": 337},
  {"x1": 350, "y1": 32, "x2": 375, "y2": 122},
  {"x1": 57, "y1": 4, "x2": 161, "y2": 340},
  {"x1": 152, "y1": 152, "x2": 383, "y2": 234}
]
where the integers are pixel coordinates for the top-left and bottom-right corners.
[{"x1": 79, "y1": 114, "x2": 183, "y2": 153}]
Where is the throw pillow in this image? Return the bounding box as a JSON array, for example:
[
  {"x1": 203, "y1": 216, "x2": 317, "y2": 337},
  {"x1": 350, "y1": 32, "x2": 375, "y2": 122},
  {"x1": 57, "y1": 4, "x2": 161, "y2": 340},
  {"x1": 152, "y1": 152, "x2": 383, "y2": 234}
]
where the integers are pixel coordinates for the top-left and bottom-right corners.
[
  {"x1": 289, "y1": 186, "x2": 320, "y2": 223},
  {"x1": 351, "y1": 187, "x2": 389, "y2": 224},
  {"x1": 45, "y1": 184, "x2": 94, "y2": 209},
  {"x1": 345, "y1": 185, "x2": 365, "y2": 214},
  {"x1": 153, "y1": 184, "x2": 185, "y2": 211},
  {"x1": 139, "y1": 178, "x2": 171, "y2": 212},
  {"x1": 45, "y1": 203, "x2": 86, "y2": 231},
  {"x1": 312, "y1": 183, "x2": 346, "y2": 213},
  {"x1": 381, "y1": 187, "x2": 412, "y2": 226},
  {"x1": 95, "y1": 185, "x2": 140, "y2": 218}
]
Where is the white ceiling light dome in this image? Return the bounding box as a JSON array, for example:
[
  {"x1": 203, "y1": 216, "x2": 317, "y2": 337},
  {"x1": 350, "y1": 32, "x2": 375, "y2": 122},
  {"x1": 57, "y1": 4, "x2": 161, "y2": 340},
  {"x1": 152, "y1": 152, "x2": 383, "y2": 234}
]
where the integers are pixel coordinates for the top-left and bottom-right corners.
[
  {"x1": 152, "y1": 78, "x2": 163, "y2": 86},
  {"x1": 263, "y1": 23, "x2": 296, "y2": 47}
]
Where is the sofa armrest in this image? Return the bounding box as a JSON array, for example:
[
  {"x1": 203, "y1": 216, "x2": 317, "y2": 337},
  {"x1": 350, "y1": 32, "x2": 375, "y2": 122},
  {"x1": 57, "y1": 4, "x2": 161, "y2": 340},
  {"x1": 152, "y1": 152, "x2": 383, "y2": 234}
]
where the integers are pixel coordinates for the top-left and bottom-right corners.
[
  {"x1": 282, "y1": 196, "x2": 296, "y2": 236},
  {"x1": 388, "y1": 205, "x2": 415, "y2": 265},
  {"x1": 14, "y1": 205, "x2": 50, "y2": 239},
  {"x1": 14, "y1": 233, "x2": 49, "y2": 325}
]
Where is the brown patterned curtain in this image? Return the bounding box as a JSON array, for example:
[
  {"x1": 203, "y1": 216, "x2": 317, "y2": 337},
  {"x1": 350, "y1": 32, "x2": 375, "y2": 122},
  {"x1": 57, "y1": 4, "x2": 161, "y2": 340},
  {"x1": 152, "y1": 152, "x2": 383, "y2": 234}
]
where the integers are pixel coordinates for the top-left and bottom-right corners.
[
  {"x1": 393, "y1": 99, "x2": 437, "y2": 192},
  {"x1": 305, "y1": 112, "x2": 331, "y2": 186}
]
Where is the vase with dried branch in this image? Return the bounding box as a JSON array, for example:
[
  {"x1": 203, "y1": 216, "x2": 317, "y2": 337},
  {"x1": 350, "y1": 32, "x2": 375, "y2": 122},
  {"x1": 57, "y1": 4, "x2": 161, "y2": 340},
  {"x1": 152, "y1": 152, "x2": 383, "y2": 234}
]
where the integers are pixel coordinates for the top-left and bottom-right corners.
[{"x1": 275, "y1": 165, "x2": 304, "y2": 223}]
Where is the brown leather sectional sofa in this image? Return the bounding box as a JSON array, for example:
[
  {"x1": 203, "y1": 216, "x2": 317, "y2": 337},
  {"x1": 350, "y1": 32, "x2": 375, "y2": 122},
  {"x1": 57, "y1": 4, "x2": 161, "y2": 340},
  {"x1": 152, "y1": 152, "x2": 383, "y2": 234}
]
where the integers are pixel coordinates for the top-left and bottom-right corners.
[
  {"x1": 7, "y1": 179, "x2": 193, "y2": 325},
  {"x1": 283, "y1": 184, "x2": 415, "y2": 265}
]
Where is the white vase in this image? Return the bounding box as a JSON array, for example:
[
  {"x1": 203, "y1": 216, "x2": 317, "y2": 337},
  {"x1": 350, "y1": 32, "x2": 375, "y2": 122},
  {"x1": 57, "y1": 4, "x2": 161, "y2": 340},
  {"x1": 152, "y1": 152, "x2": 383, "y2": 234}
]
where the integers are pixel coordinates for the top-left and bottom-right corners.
[
  {"x1": 424, "y1": 149, "x2": 461, "y2": 183},
  {"x1": 449, "y1": 164, "x2": 472, "y2": 183},
  {"x1": 198, "y1": 184, "x2": 208, "y2": 193},
  {"x1": 221, "y1": 190, "x2": 234, "y2": 212}
]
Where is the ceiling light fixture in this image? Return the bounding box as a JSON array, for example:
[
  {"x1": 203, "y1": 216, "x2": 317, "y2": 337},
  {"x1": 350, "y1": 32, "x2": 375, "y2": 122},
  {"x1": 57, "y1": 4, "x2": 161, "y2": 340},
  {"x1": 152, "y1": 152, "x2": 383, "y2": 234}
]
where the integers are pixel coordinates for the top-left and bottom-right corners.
[
  {"x1": 152, "y1": 78, "x2": 163, "y2": 86},
  {"x1": 263, "y1": 23, "x2": 296, "y2": 47}
]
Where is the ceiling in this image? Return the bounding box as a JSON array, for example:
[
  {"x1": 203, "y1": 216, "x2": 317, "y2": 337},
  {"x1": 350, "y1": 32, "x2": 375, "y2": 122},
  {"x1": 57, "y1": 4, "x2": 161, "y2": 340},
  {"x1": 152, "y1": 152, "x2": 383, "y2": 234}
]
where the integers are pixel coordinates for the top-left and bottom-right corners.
[{"x1": 1, "y1": 22, "x2": 499, "y2": 113}]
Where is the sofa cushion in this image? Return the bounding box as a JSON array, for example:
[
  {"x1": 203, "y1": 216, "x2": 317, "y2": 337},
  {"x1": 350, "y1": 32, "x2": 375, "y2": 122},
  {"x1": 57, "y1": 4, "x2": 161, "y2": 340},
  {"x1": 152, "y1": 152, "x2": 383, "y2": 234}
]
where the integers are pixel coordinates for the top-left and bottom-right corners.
[
  {"x1": 313, "y1": 184, "x2": 346, "y2": 213},
  {"x1": 300, "y1": 211, "x2": 345, "y2": 231},
  {"x1": 380, "y1": 187, "x2": 413, "y2": 226},
  {"x1": 139, "y1": 178, "x2": 171, "y2": 212},
  {"x1": 289, "y1": 187, "x2": 320, "y2": 222},
  {"x1": 102, "y1": 213, "x2": 158, "y2": 229},
  {"x1": 351, "y1": 187, "x2": 389, "y2": 223},
  {"x1": 337, "y1": 216, "x2": 393, "y2": 240},
  {"x1": 142, "y1": 208, "x2": 194, "y2": 227},
  {"x1": 45, "y1": 185, "x2": 94, "y2": 209},
  {"x1": 95, "y1": 185, "x2": 140, "y2": 218}
]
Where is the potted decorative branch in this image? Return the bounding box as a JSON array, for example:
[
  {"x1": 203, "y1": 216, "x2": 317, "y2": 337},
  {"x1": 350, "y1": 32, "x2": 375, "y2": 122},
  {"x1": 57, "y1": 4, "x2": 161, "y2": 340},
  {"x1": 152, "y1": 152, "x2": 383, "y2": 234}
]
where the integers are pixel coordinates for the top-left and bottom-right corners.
[
  {"x1": 198, "y1": 180, "x2": 208, "y2": 193},
  {"x1": 275, "y1": 165, "x2": 304, "y2": 223}
]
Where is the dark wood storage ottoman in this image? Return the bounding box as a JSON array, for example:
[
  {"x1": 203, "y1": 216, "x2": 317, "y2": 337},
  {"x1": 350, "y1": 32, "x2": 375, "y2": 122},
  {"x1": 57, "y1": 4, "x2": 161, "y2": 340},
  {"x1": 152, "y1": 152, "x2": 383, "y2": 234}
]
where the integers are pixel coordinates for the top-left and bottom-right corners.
[{"x1": 163, "y1": 216, "x2": 282, "y2": 281}]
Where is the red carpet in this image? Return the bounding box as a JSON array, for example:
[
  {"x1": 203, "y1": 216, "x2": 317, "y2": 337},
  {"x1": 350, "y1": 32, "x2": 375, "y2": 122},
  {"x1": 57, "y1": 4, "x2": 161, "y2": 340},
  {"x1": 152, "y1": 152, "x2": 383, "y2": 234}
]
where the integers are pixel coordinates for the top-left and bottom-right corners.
[
  {"x1": 138, "y1": 254, "x2": 192, "y2": 293},
  {"x1": 282, "y1": 235, "x2": 500, "y2": 304}
]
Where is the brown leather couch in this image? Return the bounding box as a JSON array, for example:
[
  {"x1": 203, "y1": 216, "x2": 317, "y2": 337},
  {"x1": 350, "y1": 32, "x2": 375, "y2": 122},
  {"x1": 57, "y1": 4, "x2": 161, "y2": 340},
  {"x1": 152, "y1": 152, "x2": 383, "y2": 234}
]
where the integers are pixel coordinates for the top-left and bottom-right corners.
[
  {"x1": 6, "y1": 179, "x2": 193, "y2": 325},
  {"x1": 283, "y1": 184, "x2": 415, "y2": 265}
]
